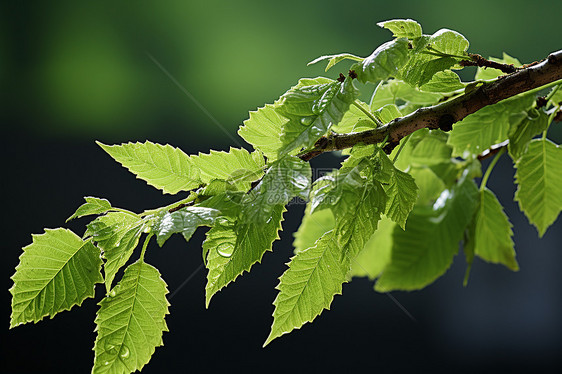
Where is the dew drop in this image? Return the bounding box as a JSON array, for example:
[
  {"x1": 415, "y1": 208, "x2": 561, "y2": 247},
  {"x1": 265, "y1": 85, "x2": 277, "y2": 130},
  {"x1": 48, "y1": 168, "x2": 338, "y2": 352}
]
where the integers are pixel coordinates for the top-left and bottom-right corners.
[
  {"x1": 104, "y1": 361, "x2": 110, "y2": 366},
  {"x1": 216, "y1": 243, "x2": 234, "y2": 258},
  {"x1": 119, "y1": 345, "x2": 130, "y2": 359},
  {"x1": 104, "y1": 341, "x2": 118, "y2": 355},
  {"x1": 300, "y1": 117, "x2": 314, "y2": 126},
  {"x1": 108, "y1": 289, "x2": 117, "y2": 297}
]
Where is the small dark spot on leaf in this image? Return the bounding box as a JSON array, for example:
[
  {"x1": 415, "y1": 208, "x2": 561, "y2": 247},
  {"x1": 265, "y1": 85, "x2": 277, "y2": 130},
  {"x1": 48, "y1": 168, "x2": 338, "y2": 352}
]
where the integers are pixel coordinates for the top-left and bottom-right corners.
[{"x1": 337, "y1": 73, "x2": 346, "y2": 83}]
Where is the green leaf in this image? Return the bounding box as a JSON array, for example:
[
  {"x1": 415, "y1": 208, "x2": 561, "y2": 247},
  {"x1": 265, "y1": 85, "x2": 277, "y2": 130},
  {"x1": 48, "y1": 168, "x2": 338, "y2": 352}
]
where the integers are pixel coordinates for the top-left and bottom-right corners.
[
  {"x1": 400, "y1": 30, "x2": 469, "y2": 87},
  {"x1": 307, "y1": 53, "x2": 364, "y2": 71},
  {"x1": 447, "y1": 94, "x2": 535, "y2": 158},
  {"x1": 508, "y1": 108, "x2": 549, "y2": 160},
  {"x1": 475, "y1": 53, "x2": 521, "y2": 80},
  {"x1": 470, "y1": 188, "x2": 518, "y2": 270},
  {"x1": 514, "y1": 139, "x2": 562, "y2": 237},
  {"x1": 10, "y1": 228, "x2": 103, "y2": 328},
  {"x1": 204, "y1": 205, "x2": 285, "y2": 306},
  {"x1": 377, "y1": 19, "x2": 422, "y2": 39},
  {"x1": 350, "y1": 216, "x2": 395, "y2": 279},
  {"x1": 86, "y1": 212, "x2": 145, "y2": 292},
  {"x1": 238, "y1": 104, "x2": 287, "y2": 161},
  {"x1": 92, "y1": 261, "x2": 169, "y2": 374},
  {"x1": 375, "y1": 176, "x2": 478, "y2": 292},
  {"x1": 377, "y1": 151, "x2": 418, "y2": 229},
  {"x1": 97, "y1": 141, "x2": 201, "y2": 194},
  {"x1": 419, "y1": 70, "x2": 466, "y2": 93},
  {"x1": 153, "y1": 206, "x2": 220, "y2": 246},
  {"x1": 242, "y1": 156, "x2": 311, "y2": 223},
  {"x1": 191, "y1": 147, "x2": 265, "y2": 187},
  {"x1": 331, "y1": 100, "x2": 377, "y2": 133},
  {"x1": 266, "y1": 179, "x2": 385, "y2": 345},
  {"x1": 67, "y1": 197, "x2": 112, "y2": 222},
  {"x1": 370, "y1": 79, "x2": 442, "y2": 111},
  {"x1": 549, "y1": 84, "x2": 562, "y2": 104},
  {"x1": 293, "y1": 207, "x2": 335, "y2": 254},
  {"x1": 375, "y1": 104, "x2": 403, "y2": 123},
  {"x1": 355, "y1": 39, "x2": 410, "y2": 84},
  {"x1": 394, "y1": 129, "x2": 452, "y2": 169},
  {"x1": 277, "y1": 77, "x2": 358, "y2": 156}
]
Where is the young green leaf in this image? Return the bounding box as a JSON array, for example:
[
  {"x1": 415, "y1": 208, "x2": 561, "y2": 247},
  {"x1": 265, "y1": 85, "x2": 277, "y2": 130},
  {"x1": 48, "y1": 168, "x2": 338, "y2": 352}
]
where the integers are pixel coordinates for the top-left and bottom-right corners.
[
  {"x1": 377, "y1": 151, "x2": 418, "y2": 229},
  {"x1": 349, "y1": 216, "x2": 395, "y2": 279},
  {"x1": 238, "y1": 104, "x2": 287, "y2": 161},
  {"x1": 370, "y1": 79, "x2": 443, "y2": 111},
  {"x1": 85, "y1": 212, "x2": 145, "y2": 292},
  {"x1": 470, "y1": 188, "x2": 518, "y2": 270},
  {"x1": 97, "y1": 141, "x2": 200, "y2": 194},
  {"x1": 190, "y1": 147, "x2": 265, "y2": 187},
  {"x1": 242, "y1": 156, "x2": 311, "y2": 223},
  {"x1": 153, "y1": 207, "x2": 220, "y2": 246},
  {"x1": 293, "y1": 207, "x2": 335, "y2": 254},
  {"x1": 508, "y1": 108, "x2": 549, "y2": 160},
  {"x1": 331, "y1": 100, "x2": 376, "y2": 133},
  {"x1": 355, "y1": 39, "x2": 410, "y2": 84},
  {"x1": 377, "y1": 19, "x2": 422, "y2": 39},
  {"x1": 514, "y1": 139, "x2": 562, "y2": 237},
  {"x1": 375, "y1": 176, "x2": 478, "y2": 292},
  {"x1": 204, "y1": 205, "x2": 285, "y2": 306},
  {"x1": 92, "y1": 261, "x2": 169, "y2": 374},
  {"x1": 10, "y1": 228, "x2": 103, "y2": 328},
  {"x1": 419, "y1": 70, "x2": 466, "y2": 93},
  {"x1": 307, "y1": 53, "x2": 364, "y2": 71},
  {"x1": 266, "y1": 179, "x2": 385, "y2": 344},
  {"x1": 447, "y1": 94, "x2": 535, "y2": 158},
  {"x1": 67, "y1": 197, "x2": 112, "y2": 222},
  {"x1": 276, "y1": 77, "x2": 358, "y2": 156},
  {"x1": 400, "y1": 29, "x2": 469, "y2": 87}
]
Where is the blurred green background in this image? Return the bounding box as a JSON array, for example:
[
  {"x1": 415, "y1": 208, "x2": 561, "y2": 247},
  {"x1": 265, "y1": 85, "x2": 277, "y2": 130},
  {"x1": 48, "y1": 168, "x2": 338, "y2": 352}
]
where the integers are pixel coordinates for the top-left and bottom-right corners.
[
  {"x1": 3, "y1": 0, "x2": 561, "y2": 142},
  {"x1": 3, "y1": 1, "x2": 562, "y2": 373}
]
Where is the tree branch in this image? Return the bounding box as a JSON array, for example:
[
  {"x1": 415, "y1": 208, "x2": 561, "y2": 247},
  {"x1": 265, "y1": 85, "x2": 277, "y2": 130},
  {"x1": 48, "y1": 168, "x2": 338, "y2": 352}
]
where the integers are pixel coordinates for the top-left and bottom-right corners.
[{"x1": 299, "y1": 50, "x2": 562, "y2": 161}]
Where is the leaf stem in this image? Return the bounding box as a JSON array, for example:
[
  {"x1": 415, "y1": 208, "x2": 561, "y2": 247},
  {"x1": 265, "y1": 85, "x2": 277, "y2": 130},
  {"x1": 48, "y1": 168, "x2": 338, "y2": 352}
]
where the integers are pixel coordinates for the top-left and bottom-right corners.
[
  {"x1": 140, "y1": 233, "x2": 154, "y2": 261},
  {"x1": 480, "y1": 148, "x2": 504, "y2": 191},
  {"x1": 392, "y1": 134, "x2": 411, "y2": 162},
  {"x1": 352, "y1": 100, "x2": 383, "y2": 127}
]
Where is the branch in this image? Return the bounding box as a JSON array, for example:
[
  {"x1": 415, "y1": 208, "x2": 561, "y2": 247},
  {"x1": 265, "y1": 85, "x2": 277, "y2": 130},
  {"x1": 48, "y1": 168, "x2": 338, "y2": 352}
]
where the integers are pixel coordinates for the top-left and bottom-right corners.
[{"x1": 299, "y1": 50, "x2": 562, "y2": 161}]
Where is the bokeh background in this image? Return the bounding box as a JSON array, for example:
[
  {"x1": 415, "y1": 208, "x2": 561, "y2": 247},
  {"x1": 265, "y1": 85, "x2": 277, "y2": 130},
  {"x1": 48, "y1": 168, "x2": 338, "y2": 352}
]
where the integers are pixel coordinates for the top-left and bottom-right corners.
[{"x1": 2, "y1": 1, "x2": 562, "y2": 372}]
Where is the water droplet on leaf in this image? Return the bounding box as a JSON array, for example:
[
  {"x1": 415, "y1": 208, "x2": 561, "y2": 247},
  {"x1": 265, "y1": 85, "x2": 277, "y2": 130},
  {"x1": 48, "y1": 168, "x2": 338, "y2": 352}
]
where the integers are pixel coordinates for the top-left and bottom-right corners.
[
  {"x1": 217, "y1": 243, "x2": 234, "y2": 258},
  {"x1": 119, "y1": 345, "x2": 130, "y2": 359},
  {"x1": 300, "y1": 117, "x2": 314, "y2": 126},
  {"x1": 108, "y1": 289, "x2": 117, "y2": 297}
]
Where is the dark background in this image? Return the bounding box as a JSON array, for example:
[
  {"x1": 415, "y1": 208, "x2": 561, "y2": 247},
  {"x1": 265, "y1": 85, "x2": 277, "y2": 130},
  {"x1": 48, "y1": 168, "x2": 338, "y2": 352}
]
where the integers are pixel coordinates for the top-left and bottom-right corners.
[{"x1": 2, "y1": 1, "x2": 562, "y2": 372}]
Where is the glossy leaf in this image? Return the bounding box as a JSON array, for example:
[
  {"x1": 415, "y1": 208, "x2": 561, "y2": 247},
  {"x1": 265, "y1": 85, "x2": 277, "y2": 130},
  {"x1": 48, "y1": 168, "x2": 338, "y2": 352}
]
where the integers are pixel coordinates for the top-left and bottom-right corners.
[
  {"x1": 375, "y1": 176, "x2": 478, "y2": 292},
  {"x1": 67, "y1": 197, "x2": 112, "y2": 222},
  {"x1": 514, "y1": 139, "x2": 562, "y2": 236},
  {"x1": 98, "y1": 141, "x2": 201, "y2": 194},
  {"x1": 377, "y1": 19, "x2": 422, "y2": 39},
  {"x1": 276, "y1": 77, "x2": 358, "y2": 156},
  {"x1": 10, "y1": 228, "x2": 103, "y2": 327},
  {"x1": 355, "y1": 39, "x2": 410, "y2": 84},
  {"x1": 92, "y1": 261, "x2": 169, "y2": 374},
  {"x1": 153, "y1": 206, "x2": 220, "y2": 246},
  {"x1": 85, "y1": 212, "x2": 145, "y2": 292},
  {"x1": 400, "y1": 30, "x2": 469, "y2": 87},
  {"x1": 204, "y1": 205, "x2": 285, "y2": 306}
]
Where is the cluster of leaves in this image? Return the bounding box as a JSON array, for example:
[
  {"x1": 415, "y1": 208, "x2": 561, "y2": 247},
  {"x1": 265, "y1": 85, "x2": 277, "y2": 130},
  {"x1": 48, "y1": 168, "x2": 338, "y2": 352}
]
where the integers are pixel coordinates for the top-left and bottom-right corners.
[{"x1": 10, "y1": 19, "x2": 562, "y2": 373}]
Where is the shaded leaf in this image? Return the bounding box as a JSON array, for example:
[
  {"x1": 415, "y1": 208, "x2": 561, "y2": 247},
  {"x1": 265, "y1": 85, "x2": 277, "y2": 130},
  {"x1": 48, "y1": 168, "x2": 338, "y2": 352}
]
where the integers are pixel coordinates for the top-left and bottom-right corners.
[
  {"x1": 514, "y1": 139, "x2": 562, "y2": 236},
  {"x1": 508, "y1": 108, "x2": 549, "y2": 160}
]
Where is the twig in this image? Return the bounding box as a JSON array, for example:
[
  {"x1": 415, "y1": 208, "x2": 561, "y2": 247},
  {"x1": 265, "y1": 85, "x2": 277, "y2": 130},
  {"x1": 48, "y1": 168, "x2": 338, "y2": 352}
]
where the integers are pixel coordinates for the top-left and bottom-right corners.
[{"x1": 299, "y1": 50, "x2": 562, "y2": 161}]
